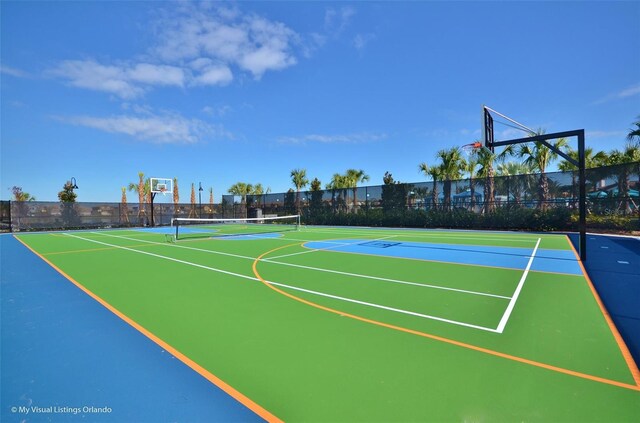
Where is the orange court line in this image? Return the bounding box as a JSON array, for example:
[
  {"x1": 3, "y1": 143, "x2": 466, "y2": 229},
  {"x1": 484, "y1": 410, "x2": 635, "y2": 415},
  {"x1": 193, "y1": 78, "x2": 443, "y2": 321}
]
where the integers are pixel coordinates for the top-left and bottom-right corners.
[
  {"x1": 13, "y1": 235, "x2": 283, "y2": 423},
  {"x1": 565, "y1": 235, "x2": 640, "y2": 387},
  {"x1": 253, "y1": 242, "x2": 640, "y2": 392}
]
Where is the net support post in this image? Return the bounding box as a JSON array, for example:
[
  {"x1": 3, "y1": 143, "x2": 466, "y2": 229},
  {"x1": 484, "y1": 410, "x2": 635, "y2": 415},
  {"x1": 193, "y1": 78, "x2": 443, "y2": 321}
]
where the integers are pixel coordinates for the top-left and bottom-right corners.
[{"x1": 578, "y1": 130, "x2": 587, "y2": 261}]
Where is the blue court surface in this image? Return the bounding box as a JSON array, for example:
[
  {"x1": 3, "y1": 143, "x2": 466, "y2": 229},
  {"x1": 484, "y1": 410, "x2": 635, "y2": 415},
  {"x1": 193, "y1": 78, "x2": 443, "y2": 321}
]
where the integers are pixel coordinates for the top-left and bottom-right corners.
[
  {"x1": 568, "y1": 233, "x2": 640, "y2": 366},
  {"x1": 303, "y1": 239, "x2": 583, "y2": 275},
  {"x1": 0, "y1": 235, "x2": 263, "y2": 422}
]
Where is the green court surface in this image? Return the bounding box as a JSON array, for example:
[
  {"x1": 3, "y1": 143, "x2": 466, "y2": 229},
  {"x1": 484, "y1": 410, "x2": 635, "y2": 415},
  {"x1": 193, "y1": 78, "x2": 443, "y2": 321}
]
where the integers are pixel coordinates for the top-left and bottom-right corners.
[{"x1": 15, "y1": 226, "x2": 640, "y2": 421}]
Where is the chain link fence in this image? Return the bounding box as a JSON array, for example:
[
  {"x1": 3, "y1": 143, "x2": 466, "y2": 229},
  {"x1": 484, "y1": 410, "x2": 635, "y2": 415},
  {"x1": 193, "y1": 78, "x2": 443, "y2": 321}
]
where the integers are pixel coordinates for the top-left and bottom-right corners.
[
  {"x1": 4, "y1": 201, "x2": 225, "y2": 232},
  {"x1": 4, "y1": 162, "x2": 639, "y2": 233}
]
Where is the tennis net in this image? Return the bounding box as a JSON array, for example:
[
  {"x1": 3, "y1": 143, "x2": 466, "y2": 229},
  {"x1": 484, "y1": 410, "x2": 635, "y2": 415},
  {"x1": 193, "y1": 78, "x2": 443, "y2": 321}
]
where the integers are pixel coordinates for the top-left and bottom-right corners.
[{"x1": 171, "y1": 214, "x2": 300, "y2": 240}]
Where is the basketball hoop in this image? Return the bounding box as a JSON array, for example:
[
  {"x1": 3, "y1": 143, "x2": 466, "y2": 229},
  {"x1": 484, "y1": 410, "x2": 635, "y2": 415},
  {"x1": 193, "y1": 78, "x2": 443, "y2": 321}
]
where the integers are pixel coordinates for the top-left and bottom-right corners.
[{"x1": 460, "y1": 141, "x2": 482, "y2": 159}]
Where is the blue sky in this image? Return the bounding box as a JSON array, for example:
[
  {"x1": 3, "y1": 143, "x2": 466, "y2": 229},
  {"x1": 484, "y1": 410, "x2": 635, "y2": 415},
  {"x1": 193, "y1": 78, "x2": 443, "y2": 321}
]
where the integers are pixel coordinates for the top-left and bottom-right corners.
[{"x1": 1, "y1": 1, "x2": 639, "y2": 203}]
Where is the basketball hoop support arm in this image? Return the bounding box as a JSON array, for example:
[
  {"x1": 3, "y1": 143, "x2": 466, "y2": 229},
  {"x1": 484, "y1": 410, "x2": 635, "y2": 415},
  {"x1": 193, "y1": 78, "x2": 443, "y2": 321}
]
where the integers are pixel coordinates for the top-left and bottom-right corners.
[{"x1": 491, "y1": 129, "x2": 587, "y2": 261}]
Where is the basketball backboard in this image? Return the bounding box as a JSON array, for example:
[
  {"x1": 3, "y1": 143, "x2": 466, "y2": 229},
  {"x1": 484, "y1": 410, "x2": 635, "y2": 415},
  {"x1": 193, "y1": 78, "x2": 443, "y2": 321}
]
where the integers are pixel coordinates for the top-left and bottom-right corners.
[
  {"x1": 150, "y1": 177, "x2": 173, "y2": 194},
  {"x1": 482, "y1": 105, "x2": 494, "y2": 152},
  {"x1": 482, "y1": 105, "x2": 538, "y2": 153}
]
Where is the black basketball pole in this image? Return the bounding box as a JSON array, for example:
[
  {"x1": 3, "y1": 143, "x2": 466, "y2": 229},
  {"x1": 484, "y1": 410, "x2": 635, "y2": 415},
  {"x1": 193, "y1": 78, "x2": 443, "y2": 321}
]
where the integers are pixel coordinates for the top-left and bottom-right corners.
[{"x1": 150, "y1": 192, "x2": 156, "y2": 227}]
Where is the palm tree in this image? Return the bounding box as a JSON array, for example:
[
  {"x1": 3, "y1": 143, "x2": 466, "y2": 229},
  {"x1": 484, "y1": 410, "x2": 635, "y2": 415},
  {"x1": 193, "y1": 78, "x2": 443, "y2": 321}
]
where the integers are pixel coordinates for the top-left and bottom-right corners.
[
  {"x1": 475, "y1": 148, "x2": 500, "y2": 214},
  {"x1": 607, "y1": 142, "x2": 640, "y2": 214},
  {"x1": 518, "y1": 130, "x2": 568, "y2": 210},
  {"x1": 128, "y1": 172, "x2": 147, "y2": 224},
  {"x1": 228, "y1": 182, "x2": 253, "y2": 217},
  {"x1": 290, "y1": 169, "x2": 309, "y2": 213},
  {"x1": 497, "y1": 161, "x2": 535, "y2": 206},
  {"x1": 412, "y1": 187, "x2": 428, "y2": 210},
  {"x1": 627, "y1": 116, "x2": 640, "y2": 145},
  {"x1": 208, "y1": 187, "x2": 214, "y2": 218},
  {"x1": 228, "y1": 182, "x2": 250, "y2": 202},
  {"x1": 252, "y1": 183, "x2": 264, "y2": 207},
  {"x1": 418, "y1": 163, "x2": 442, "y2": 210},
  {"x1": 558, "y1": 147, "x2": 608, "y2": 207},
  {"x1": 463, "y1": 153, "x2": 479, "y2": 211},
  {"x1": 345, "y1": 169, "x2": 369, "y2": 212},
  {"x1": 172, "y1": 178, "x2": 180, "y2": 217},
  {"x1": 189, "y1": 183, "x2": 197, "y2": 218},
  {"x1": 10, "y1": 186, "x2": 35, "y2": 201},
  {"x1": 309, "y1": 177, "x2": 323, "y2": 213},
  {"x1": 434, "y1": 148, "x2": 466, "y2": 211},
  {"x1": 558, "y1": 147, "x2": 608, "y2": 171},
  {"x1": 326, "y1": 173, "x2": 349, "y2": 212},
  {"x1": 120, "y1": 187, "x2": 130, "y2": 224},
  {"x1": 10, "y1": 186, "x2": 35, "y2": 229}
]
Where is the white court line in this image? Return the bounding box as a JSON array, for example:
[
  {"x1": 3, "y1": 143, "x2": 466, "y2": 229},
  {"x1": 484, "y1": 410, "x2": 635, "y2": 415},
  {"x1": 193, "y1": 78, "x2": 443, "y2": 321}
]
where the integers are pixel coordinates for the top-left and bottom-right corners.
[
  {"x1": 495, "y1": 238, "x2": 541, "y2": 333},
  {"x1": 262, "y1": 258, "x2": 511, "y2": 300},
  {"x1": 62, "y1": 233, "x2": 499, "y2": 332},
  {"x1": 91, "y1": 232, "x2": 508, "y2": 300},
  {"x1": 264, "y1": 280, "x2": 500, "y2": 333},
  {"x1": 64, "y1": 233, "x2": 259, "y2": 282}
]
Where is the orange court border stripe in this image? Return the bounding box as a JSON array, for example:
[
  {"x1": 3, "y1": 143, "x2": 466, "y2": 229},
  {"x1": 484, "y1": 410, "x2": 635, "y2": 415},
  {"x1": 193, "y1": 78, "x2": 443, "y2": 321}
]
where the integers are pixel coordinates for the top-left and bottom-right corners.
[
  {"x1": 565, "y1": 235, "x2": 640, "y2": 387},
  {"x1": 13, "y1": 235, "x2": 283, "y2": 423},
  {"x1": 253, "y1": 241, "x2": 640, "y2": 392}
]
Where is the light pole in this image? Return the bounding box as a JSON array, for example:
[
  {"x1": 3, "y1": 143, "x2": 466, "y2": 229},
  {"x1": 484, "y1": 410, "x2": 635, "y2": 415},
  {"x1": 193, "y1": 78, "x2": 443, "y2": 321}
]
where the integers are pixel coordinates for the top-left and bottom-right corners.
[
  {"x1": 70, "y1": 177, "x2": 79, "y2": 190},
  {"x1": 198, "y1": 182, "x2": 203, "y2": 218}
]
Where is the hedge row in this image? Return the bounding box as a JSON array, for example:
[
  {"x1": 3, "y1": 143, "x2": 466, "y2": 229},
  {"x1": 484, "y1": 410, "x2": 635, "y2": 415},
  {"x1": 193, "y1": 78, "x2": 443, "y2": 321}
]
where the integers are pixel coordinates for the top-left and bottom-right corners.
[{"x1": 303, "y1": 207, "x2": 640, "y2": 233}]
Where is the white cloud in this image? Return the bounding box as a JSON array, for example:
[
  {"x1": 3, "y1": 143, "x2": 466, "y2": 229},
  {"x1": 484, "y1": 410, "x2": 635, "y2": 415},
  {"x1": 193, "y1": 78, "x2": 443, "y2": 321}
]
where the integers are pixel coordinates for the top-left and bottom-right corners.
[
  {"x1": 49, "y1": 60, "x2": 142, "y2": 99},
  {"x1": 193, "y1": 64, "x2": 233, "y2": 86},
  {"x1": 153, "y1": 4, "x2": 300, "y2": 79},
  {"x1": 618, "y1": 84, "x2": 640, "y2": 98},
  {"x1": 49, "y1": 58, "x2": 238, "y2": 98},
  {"x1": 60, "y1": 110, "x2": 228, "y2": 144},
  {"x1": 239, "y1": 46, "x2": 296, "y2": 78},
  {"x1": 278, "y1": 132, "x2": 387, "y2": 145},
  {"x1": 48, "y1": 4, "x2": 302, "y2": 98},
  {"x1": 127, "y1": 63, "x2": 185, "y2": 87},
  {"x1": 324, "y1": 6, "x2": 356, "y2": 35},
  {"x1": 353, "y1": 33, "x2": 375, "y2": 51},
  {"x1": 592, "y1": 83, "x2": 640, "y2": 105},
  {"x1": 49, "y1": 3, "x2": 372, "y2": 98},
  {"x1": 202, "y1": 105, "x2": 232, "y2": 117},
  {"x1": 0, "y1": 65, "x2": 29, "y2": 78}
]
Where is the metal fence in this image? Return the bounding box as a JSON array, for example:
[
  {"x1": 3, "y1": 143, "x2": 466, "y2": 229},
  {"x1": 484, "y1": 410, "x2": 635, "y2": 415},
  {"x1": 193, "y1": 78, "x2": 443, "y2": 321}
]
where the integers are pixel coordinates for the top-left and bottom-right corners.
[
  {"x1": 4, "y1": 162, "x2": 639, "y2": 232},
  {"x1": 228, "y1": 162, "x2": 640, "y2": 230},
  {"x1": 5, "y1": 201, "x2": 226, "y2": 232}
]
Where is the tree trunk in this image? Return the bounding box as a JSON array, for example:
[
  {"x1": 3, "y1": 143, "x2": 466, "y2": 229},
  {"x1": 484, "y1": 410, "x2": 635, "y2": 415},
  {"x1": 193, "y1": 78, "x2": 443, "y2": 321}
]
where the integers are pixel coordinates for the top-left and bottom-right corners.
[
  {"x1": 469, "y1": 179, "x2": 475, "y2": 211},
  {"x1": 538, "y1": 174, "x2": 549, "y2": 210}
]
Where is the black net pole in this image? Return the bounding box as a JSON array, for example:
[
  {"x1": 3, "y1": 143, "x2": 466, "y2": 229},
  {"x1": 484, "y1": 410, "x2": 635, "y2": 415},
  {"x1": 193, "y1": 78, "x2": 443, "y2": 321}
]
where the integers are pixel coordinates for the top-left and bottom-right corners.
[{"x1": 578, "y1": 130, "x2": 587, "y2": 261}]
